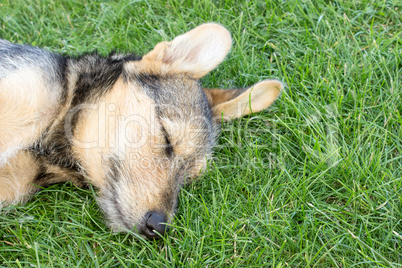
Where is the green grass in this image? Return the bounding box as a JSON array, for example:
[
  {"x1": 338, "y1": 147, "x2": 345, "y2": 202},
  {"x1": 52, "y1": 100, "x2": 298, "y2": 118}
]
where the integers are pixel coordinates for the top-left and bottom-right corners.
[{"x1": 0, "y1": 0, "x2": 401, "y2": 266}]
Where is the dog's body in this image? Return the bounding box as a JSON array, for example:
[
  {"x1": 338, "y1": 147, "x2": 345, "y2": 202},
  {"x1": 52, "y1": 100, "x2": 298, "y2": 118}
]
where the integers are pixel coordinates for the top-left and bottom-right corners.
[{"x1": 0, "y1": 24, "x2": 282, "y2": 238}]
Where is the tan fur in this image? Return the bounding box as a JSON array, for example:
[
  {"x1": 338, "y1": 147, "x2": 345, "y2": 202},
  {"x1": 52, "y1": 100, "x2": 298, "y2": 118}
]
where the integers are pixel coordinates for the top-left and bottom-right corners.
[
  {"x1": 0, "y1": 68, "x2": 60, "y2": 164},
  {"x1": 0, "y1": 151, "x2": 39, "y2": 207},
  {"x1": 127, "y1": 23, "x2": 232, "y2": 78},
  {"x1": 209, "y1": 80, "x2": 283, "y2": 120},
  {"x1": 204, "y1": 88, "x2": 243, "y2": 107},
  {"x1": 72, "y1": 76, "x2": 160, "y2": 188}
]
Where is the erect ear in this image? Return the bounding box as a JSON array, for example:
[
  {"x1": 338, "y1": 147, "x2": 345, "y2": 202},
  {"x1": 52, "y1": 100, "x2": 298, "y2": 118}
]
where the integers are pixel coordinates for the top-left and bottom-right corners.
[
  {"x1": 141, "y1": 23, "x2": 232, "y2": 78},
  {"x1": 204, "y1": 80, "x2": 283, "y2": 121}
]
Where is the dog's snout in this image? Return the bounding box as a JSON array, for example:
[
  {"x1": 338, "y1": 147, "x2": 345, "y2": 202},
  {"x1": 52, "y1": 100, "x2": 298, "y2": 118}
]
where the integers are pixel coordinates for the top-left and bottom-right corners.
[{"x1": 140, "y1": 211, "x2": 169, "y2": 239}]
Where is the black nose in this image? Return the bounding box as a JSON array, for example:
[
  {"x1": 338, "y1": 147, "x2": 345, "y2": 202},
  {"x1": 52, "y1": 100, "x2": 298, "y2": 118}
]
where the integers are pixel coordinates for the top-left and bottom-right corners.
[{"x1": 140, "y1": 211, "x2": 169, "y2": 239}]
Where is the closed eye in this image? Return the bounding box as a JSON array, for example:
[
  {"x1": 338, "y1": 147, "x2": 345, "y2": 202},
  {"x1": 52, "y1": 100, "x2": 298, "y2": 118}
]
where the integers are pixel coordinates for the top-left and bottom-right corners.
[{"x1": 161, "y1": 125, "x2": 174, "y2": 157}]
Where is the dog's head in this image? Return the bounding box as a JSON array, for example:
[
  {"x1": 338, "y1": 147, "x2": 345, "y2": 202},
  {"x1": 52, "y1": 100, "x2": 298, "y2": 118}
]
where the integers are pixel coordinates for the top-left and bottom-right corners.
[{"x1": 72, "y1": 23, "x2": 282, "y2": 238}]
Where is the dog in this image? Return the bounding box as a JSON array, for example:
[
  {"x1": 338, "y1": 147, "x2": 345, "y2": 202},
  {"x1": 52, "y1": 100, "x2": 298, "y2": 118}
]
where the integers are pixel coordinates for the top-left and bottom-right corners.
[{"x1": 0, "y1": 23, "x2": 283, "y2": 239}]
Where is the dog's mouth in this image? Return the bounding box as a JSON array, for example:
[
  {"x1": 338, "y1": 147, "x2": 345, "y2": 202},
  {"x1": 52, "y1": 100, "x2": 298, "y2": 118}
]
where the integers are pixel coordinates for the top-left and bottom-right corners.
[{"x1": 98, "y1": 194, "x2": 170, "y2": 239}]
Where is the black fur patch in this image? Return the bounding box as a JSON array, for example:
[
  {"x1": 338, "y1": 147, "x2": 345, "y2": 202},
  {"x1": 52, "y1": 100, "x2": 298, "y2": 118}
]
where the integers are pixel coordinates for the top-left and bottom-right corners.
[
  {"x1": 30, "y1": 127, "x2": 81, "y2": 172},
  {"x1": 67, "y1": 52, "x2": 141, "y2": 134},
  {"x1": 54, "y1": 54, "x2": 69, "y2": 106},
  {"x1": 70, "y1": 53, "x2": 130, "y2": 107}
]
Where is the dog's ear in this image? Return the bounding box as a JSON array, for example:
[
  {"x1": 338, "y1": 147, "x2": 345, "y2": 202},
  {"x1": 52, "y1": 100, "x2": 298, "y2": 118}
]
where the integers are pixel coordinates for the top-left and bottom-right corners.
[
  {"x1": 141, "y1": 23, "x2": 232, "y2": 78},
  {"x1": 204, "y1": 80, "x2": 283, "y2": 120}
]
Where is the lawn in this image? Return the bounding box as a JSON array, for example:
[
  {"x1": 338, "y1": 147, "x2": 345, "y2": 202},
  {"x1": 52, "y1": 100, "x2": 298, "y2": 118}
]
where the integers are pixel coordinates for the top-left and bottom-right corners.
[{"x1": 0, "y1": 0, "x2": 401, "y2": 266}]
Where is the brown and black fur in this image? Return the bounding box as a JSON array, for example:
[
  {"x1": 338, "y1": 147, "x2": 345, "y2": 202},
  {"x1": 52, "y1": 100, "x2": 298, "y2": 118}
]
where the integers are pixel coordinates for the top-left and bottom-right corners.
[{"x1": 0, "y1": 23, "x2": 283, "y2": 238}]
